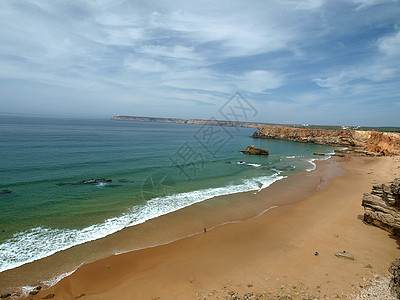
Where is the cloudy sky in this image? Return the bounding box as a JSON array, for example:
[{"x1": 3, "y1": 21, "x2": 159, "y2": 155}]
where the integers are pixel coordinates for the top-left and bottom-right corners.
[{"x1": 0, "y1": 0, "x2": 399, "y2": 126}]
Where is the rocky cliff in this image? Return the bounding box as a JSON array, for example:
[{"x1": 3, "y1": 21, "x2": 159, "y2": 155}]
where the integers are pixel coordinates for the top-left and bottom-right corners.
[
  {"x1": 112, "y1": 115, "x2": 265, "y2": 128},
  {"x1": 362, "y1": 178, "x2": 400, "y2": 235},
  {"x1": 252, "y1": 126, "x2": 400, "y2": 156}
]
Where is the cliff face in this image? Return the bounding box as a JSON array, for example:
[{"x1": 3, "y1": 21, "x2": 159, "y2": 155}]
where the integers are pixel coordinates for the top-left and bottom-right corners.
[
  {"x1": 252, "y1": 126, "x2": 400, "y2": 156},
  {"x1": 112, "y1": 115, "x2": 265, "y2": 128},
  {"x1": 362, "y1": 178, "x2": 400, "y2": 235}
]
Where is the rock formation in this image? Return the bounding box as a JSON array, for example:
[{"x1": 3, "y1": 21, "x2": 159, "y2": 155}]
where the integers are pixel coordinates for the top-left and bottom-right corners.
[
  {"x1": 252, "y1": 126, "x2": 400, "y2": 156},
  {"x1": 389, "y1": 258, "x2": 400, "y2": 298},
  {"x1": 362, "y1": 178, "x2": 400, "y2": 235},
  {"x1": 241, "y1": 145, "x2": 269, "y2": 155}
]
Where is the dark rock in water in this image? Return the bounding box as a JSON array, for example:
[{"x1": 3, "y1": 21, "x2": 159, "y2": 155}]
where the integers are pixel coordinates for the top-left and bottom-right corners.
[
  {"x1": 389, "y1": 258, "x2": 400, "y2": 298},
  {"x1": 241, "y1": 145, "x2": 269, "y2": 155},
  {"x1": 313, "y1": 152, "x2": 326, "y2": 156},
  {"x1": 1, "y1": 229, "x2": 5, "y2": 233},
  {"x1": 29, "y1": 290, "x2": 39, "y2": 295},
  {"x1": 80, "y1": 178, "x2": 112, "y2": 185},
  {"x1": 42, "y1": 294, "x2": 55, "y2": 299},
  {"x1": 362, "y1": 178, "x2": 400, "y2": 236},
  {"x1": 0, "y1": 293, "x2": 11, "y2": 299},
  {"x1": 0, "y1": 189, "x2": 12, "y2": 194},
  {"x1": 56, "y1": 178, "x2": 113, "y2": 186},
  {"x1": 334, "y1": 251, "x2": 354, "y2": 260}
]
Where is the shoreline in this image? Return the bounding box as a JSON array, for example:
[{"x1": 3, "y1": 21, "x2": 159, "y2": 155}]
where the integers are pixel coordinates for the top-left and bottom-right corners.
[
  {"x1": 1, "y1": 156, "x2": 337, "y2": 297},
  {"x1": 5, "y1": 155, "x2": 400, "y2": 299}
]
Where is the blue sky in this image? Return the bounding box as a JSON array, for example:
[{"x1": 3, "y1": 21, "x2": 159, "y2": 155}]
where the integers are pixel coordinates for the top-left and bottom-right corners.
[{"x1": 0, "y1": 0, "x2": 399, "y2": 126}]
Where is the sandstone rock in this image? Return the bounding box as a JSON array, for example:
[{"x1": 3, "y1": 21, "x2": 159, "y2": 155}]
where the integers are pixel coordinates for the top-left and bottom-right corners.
[
  {"x1": 362, "y1": 178, "x2": 400, "y2": 236},
  {"x1": 334, "y1": 251, "x2": 354, "y2": 260},
  {"x1": 313, "y1": 152, "x2": 326, "y2": 156},
  {"x1": 241, "y1": 145, "x2": 269, "y2": 155},
  {"x1": 389, "y1": 258, "x2": 400, "y2": 298},
  {"x1": 0, "y1": 294, "x2": 11, "y2": 299},
  {"x1": 42, "y1": 294, "x2": 55, "y2": 299},
  {"x1": 251, "y1": 126, "x2": 400, "y2": 156}
]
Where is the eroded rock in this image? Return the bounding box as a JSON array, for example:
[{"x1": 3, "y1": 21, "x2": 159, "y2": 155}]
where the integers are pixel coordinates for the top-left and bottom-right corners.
[{"x1": 241, "y1": 145, "x2": 269, "y2": 155}]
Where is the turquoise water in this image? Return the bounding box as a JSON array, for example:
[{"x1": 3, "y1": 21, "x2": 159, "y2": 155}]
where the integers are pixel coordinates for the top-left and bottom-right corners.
[{"x1": 0, "y1": 116, "x2": 336, "y2": 272}]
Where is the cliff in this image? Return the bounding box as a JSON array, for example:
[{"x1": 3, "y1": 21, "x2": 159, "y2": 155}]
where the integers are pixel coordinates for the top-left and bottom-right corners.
[
  {"x1": 112, "y1": 115, "x2": 265, "y2": 128},
  {"x1": 252, "y1": 126, "x2": 400, "y2": 156},
  {"x1": 362, "y1": 178, "x2": 400, "y2": 235}
]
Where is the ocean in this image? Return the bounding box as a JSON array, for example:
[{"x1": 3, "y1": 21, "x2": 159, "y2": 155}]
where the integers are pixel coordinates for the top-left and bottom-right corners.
[{"x1": 0, "y1": 115, "x2": 337, "y2": 276}]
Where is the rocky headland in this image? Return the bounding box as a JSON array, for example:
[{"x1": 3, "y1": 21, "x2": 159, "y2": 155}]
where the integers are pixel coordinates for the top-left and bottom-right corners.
[
  {"x1": 252, "y1": 126, "x2": 400, "y2": 156},
  {"x1": 112, "y1": 115, "x2": 266, "y2": 128}
]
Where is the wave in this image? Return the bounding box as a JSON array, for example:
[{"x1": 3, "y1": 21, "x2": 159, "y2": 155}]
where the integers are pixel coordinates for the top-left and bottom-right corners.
[
  {"x1": 236, "y1": 161, "x2": 261, "y2": 167},
  {"x1": 0, "y1": 174, "x2": 285, "y2": 273},
  {"x1": 306, "y1": 158, "x2": 317, "y2": 172}
]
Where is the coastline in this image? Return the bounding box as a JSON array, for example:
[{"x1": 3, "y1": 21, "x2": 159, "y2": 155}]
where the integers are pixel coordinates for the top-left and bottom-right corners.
[
  {"x1": 10, "y1": 154, "x2": 399, "y2": 299},
  {"x1": 0, "y1": 155, "x2": 334, "y2": 296}
]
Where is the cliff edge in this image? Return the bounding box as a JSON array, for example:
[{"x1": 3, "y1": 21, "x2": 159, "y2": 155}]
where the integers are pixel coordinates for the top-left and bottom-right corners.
[{"x1": 252, "y1": 126, "x2": 400, "y2": 156}]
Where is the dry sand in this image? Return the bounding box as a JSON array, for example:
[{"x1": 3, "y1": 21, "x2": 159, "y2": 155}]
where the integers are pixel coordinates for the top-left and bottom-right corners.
[{"x1": 18, "y1": 155, "x2": 400, "y2": 299}]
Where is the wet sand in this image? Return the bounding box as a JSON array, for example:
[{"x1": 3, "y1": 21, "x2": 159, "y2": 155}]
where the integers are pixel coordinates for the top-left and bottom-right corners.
[{"x1": 14, "y1": 155, "x2": 400, "y2": 299}]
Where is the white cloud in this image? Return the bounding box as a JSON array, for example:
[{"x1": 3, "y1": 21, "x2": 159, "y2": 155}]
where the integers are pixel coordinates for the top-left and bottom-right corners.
[{"x1": 237, "y1": 70, "x2": 284, "y2": 93}]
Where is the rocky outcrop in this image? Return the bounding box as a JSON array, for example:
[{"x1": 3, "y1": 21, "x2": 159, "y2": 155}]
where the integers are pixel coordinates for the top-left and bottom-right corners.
[
  {"x1": 362, "y1": 178, "x2": 400, "y2": 235},
  {"x1": 241, "y1": 145, "x2": 269, "y2": 155},
  {"x1": 56, "y1": 178, "x2": 112, "y2": 186},
  {"x1": 0, "y1": 190, "x2": 12, "y2": 195},
  {"x1": 389, "y1": 258, "x2": 400, "y2": 298},
  {"x1": 252, "y1": 126, "x2": 400, "y2": 156}
]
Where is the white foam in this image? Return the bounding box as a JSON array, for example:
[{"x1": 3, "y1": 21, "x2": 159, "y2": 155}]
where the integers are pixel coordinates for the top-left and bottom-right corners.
[
  {"x1": 0, "y1": 174, "x2": 285, "y2": 273},
  {"x1": 306, "y1": 158, "x2": 317, "y2": 172},
  {"x1": 236, "y1": 161, "x2": 261, "y2": 167},
  {"x1": 286, "y1": 156, "x2": 296, "y2": 159}
]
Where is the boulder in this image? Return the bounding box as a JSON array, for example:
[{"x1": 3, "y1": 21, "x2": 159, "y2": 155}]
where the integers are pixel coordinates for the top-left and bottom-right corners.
[
  {"x1": 0, "y1": 190, "x2": 12, "y2": 195},
  {"x1": 334, "y1": 251, "x2": 354, "y2": 260},
  {"x1": 362, "y1": 178, "x2": 400, "y2": 236},
  {"x1": 241, "y1": 145, "x2": 269, "y2": 156},
  {"x1": 389, "y1": 258, "x2": 400, "y2": 298}
]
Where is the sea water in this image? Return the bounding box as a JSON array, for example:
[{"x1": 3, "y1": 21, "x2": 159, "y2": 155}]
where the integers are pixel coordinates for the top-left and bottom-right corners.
[{"x1": 0, "y1": 115, "x2": 337, "y2": 273}]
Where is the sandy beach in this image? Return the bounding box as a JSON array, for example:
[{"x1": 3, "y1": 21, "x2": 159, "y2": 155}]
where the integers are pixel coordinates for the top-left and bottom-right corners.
[{"x1": 14, "y1": 155, "x2": 400, "y2": 299}]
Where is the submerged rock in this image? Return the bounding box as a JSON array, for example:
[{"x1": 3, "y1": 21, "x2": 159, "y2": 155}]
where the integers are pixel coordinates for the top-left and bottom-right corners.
[
  {"x1": 241, "y1": 145, "x2": 269, "y2": 155},
  {"x1": 313, "y1": 152, "x2": 326, "y2": 156},
  {"x1": 0, "y1": 189, "x2": 12, "y2": 194},
  {"x1": 56, "y1": 178, "x2": 112, "y2": 186}
]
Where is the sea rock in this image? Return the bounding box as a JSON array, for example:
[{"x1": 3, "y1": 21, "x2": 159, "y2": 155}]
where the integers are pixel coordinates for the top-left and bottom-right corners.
[
  {"x1": 241, "y1": 145, "x2": 269, "y2": 155},
  {"x1": 389, "y1": 258, "x2": 400, "y2": 298},
  {"x1": 0, "y1": 294, "x2": 11, "y2": 299},
  {"x1": 42, "y1": 294, "x2": 55, "y2": 299},
  {"x1": 334, "y1": 251, "x2": 354, "y2": 260},
  {"x1": 56, "y1": 178, "x2": 112, "y2": 186},
  {"x1": 362, "y1": 178, "x2": 400, "y2": 236},
  {"x1": 313, "y1": 152, "x2": 326, "y2": 156},
  {"x1": 0, "y1": 190, "x2": 12, "y2": 194}
]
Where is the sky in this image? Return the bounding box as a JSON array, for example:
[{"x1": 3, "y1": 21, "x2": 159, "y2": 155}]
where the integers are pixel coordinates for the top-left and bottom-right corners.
[{"x1": 0, "y1": 0, "x2": 399, "y2": 126}]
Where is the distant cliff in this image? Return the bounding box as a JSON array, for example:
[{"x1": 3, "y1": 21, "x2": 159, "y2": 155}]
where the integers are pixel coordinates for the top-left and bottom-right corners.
[
  {"x1": 112, "y1": 115, "x2": 266, "y2": 128},
  {"x1": 252, "y1": 126, "x2": 400, "y2": 156}
]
